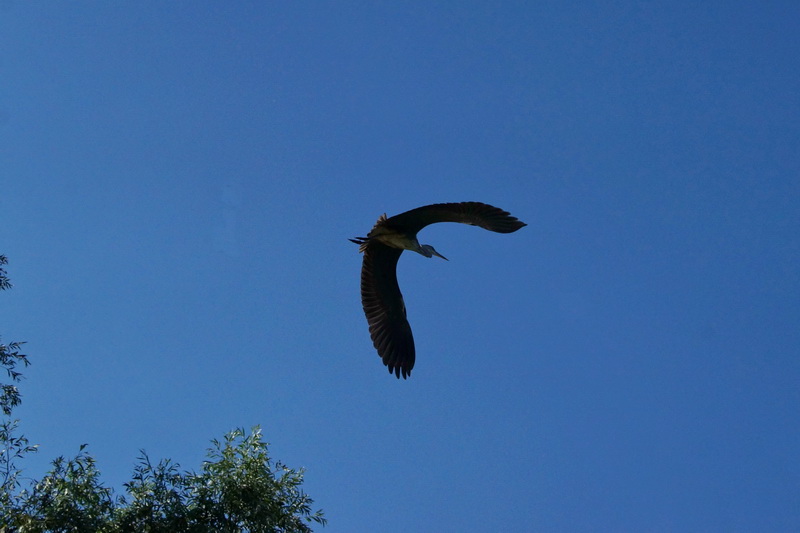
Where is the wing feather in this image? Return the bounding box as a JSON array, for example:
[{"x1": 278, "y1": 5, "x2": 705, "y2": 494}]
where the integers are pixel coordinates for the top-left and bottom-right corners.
[
  {"x1": 385, "y1": 201, "x2": 526, "y2": 236},
  {"x1": 359, "y1": 242, "x2": 415, "y2": 378}
]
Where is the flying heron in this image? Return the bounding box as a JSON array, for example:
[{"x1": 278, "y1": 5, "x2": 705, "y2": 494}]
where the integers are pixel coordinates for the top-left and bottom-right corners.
[{"x1": 350, "y1": 201, "x2": 526, "y2": 379}]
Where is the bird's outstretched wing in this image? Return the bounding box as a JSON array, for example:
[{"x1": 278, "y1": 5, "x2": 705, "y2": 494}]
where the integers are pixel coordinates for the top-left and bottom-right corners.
[
  {"x1": 359, "y1": 241, "x2": 415, "y2": 378},
  {"x1": 385, "y1": 201, "x2": 526, "y2": 236}
]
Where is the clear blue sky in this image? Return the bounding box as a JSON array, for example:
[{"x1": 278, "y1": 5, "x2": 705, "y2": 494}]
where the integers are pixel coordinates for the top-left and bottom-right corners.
[{"x1": 2, "y1": 2, "x2": 799, "y2": 531}]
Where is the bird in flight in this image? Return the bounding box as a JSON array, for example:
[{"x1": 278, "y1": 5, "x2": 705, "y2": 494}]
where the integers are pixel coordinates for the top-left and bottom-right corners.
[{"x1": 350, "y1": 202, "x2": 526, "y2": 378}]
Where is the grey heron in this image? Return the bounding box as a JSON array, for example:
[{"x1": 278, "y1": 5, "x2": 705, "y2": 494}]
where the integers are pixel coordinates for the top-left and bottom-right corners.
[{"x1": 350, "y1": 201, "x2": 526, "y2": 378}]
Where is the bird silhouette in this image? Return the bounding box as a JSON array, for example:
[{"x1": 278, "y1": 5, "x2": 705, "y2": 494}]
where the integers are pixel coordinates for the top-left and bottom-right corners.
[{"x1": 351, "y1": 202, "x2": 526, "y2": 378}]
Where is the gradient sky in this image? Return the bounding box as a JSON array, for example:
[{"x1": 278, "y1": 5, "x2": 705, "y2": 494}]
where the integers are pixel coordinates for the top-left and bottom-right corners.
[{"x1": 2, "y1": 2, "x2": 799, "y2": 531}]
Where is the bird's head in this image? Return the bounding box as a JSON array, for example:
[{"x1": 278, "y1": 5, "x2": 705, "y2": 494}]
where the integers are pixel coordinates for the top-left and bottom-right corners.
[{"x1": 418, "y1": 244, "x2": 448, "y2": 261}]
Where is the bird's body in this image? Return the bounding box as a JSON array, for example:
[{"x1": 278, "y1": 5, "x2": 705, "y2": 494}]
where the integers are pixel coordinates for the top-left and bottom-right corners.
[
  {"x1": 351, "y1": 202, "x2": 526, "y2": 379},
  {"x1": 359, "y1": 216, "x2": 426, "y2": 252}
]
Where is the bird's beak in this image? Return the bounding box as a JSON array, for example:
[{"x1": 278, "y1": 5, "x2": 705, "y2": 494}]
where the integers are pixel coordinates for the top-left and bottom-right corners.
[{"x1": 431, "y1": 249, "x2": 448, "y2": 261}]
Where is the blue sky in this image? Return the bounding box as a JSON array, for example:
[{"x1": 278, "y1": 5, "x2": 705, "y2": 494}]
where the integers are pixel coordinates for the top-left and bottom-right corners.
[{"x1": 2, "y1": 2, "x2": 799, "y2": 531}]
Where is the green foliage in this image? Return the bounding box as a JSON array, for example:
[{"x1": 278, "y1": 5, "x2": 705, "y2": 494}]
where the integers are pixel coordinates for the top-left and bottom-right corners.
[
  {"x1": 1, "y1": 255, "x2": 38, "y2": 526},
  {"x1": 14, "y1": 446, "x2": 117, "y2": 532},
  {"x1": 184, "y1": 427, "x2": 326, "y2": 532},
  {"x1": 115, "y1": 455, "x2": 190, "y2": 531},
  {"x1": 0, "y1": 256, "x2": 325, "y2": 531},
  {"x1": 113, "y1": 428, "x2": 327, "y2": 532},
  {"x1": 0, "y1": 340, "x2": 29, "y2": 418},
  {"x1": 1, "y1": 256, "x2": 31, "y2": 417},
  {"x1": 4, "y1": 428, "x2": 325, "y2": 532},
  {"x1": 0, "y1": 417, "x2": 39, "y2": 521},
  {"x1": 0, "y1": 255, "x2": 11, "y2": 291}
]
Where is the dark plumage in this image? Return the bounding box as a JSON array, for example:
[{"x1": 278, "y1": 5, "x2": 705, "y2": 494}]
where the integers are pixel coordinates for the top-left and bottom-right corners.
[{"x1": 350, "y1": 202, "x2": 526, "y2": 378}]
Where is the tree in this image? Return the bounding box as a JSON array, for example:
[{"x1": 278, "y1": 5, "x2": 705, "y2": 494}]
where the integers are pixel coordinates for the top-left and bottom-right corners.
[
  {"x1": 1, "y1": 255, "x2": 37, "y2": 526},
  {"x1": 114, "y1": 427, "x2": 326, "y2": 532},
  {"x1": 0, "y1": 256, "x2": 326, "y2": 531},
  {"x1": 0, "y1": 255, "x2": 31, "y2": 416},
  {"x1": 9, "y1": 428, "x2": 325, "y2": 532}
]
